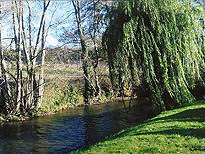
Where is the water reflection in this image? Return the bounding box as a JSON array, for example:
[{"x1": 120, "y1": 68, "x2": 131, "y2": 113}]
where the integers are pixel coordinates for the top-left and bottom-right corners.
[{"x1": 0, "y1": 99, "x2": 155, "y2": 154}]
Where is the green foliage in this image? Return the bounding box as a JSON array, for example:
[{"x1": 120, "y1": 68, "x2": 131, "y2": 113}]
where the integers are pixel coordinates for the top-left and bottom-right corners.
[
  {"x1": 63, "y1": 85, "x2": 80, "y2": 105},
  {"x1": 52, "y1": 84, "x2": 80, "y2": 107},
  {"x1": 39, "y1": 79, "x2": 84, "y2": 114},
  {"x1": 103, "y1": 0, "x2": 205, "y2": 110},
  {"x1": 72, "y1": 101, "x2": 205, "y2": 154},
  {"x1": 0, "y1": 115, "x2": 4, "y2": 121}
]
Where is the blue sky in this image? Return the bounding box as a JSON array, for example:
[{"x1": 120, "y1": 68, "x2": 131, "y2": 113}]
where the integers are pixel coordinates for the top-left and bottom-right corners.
[
  {"x1": 1, "y1": 0, "x2": 75, "y2": 48},
  {"x1": 46, "y1": 1, "x2": 74, "y2": 47}
]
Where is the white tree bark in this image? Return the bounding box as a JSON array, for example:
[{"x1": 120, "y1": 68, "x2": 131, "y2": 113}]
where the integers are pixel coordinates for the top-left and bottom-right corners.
[
  {"x1": 37, "y1": 1, "x2": 48, "y2": 108},
  {"x1": 0, "y1": 1, "x2": 12, "y2": 114},
  {"x1": 13, "y1": 0, "x2": 23, "y2": 113}
]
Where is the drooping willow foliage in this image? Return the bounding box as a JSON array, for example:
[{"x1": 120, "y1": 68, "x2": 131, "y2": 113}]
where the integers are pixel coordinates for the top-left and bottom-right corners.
[{"x1": 103, "y1": 0, "x2": 204, "y2": 111}]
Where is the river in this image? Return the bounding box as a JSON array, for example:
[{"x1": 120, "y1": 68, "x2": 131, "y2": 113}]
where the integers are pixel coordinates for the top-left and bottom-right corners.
[{"x1": 0, "y1": 98, "x2": 155, "y2": 154}]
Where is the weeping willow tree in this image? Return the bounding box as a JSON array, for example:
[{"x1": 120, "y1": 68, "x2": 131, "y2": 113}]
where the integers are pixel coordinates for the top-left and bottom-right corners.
[{"x1": 103, "y1": 0, "x2": 204, "y2": 111}]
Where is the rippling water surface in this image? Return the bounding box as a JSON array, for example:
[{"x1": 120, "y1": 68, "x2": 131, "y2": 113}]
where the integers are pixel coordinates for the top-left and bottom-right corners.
[{"x1": 0, "y1": 99, "x2": 154, "y2": 154}]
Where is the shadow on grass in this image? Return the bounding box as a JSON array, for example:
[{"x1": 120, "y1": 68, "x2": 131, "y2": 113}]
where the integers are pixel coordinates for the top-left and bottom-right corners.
[
  {"x1": 134, "y1": 128, "x2": 205, "y2": 138},
  {"x1": 113, "y1": 108, "x2": 205, "y2": 139},
  {"x1": 151, "y1": 108, "x2": 205, "y2": 123}
]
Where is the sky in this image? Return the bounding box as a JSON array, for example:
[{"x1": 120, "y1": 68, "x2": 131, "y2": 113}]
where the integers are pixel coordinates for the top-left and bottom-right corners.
[
  {"x1": 1, "y1": 0, "x2": 75, "y2": 48},
  {"x1": 45, "y1": 1, "x2": 74, "y2": 47}
]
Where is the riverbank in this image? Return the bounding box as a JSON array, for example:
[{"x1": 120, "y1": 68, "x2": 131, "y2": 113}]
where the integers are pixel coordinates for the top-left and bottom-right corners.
[
  {"x1": 0, "y1": 65, "x2": 111, "y2": 122},
  {"x1": 0, "y1": 95, "x2": 136, "y2": 122},
  {"x1": 72, "y1": 100, "x2": 205, "y2": 154}
]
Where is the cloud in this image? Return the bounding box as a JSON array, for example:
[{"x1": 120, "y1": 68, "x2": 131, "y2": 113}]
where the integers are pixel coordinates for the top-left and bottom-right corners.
[
  {"x1": 62, "y1": 23, "x2": 70, "y2": 27},
  {"x1": 46, "y1": 35, "x2": 59, "y2": 47},
  {"x1": 2, "y1": 26, "x2": 9, "y2": 38}
]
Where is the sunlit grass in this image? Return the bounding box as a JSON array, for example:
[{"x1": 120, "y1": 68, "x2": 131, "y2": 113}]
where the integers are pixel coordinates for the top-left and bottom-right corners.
[
  {"x1": 44, "y1": 65, "x2": 83, "y2": 75},
  {"x1": 72, "y1": 100, "x2": 205, "y2": 154}
]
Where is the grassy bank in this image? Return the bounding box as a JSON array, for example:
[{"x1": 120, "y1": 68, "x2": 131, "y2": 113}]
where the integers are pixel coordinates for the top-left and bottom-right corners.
[{"x1": 72, "y1": 100, "x2": 205, "y2": 154}]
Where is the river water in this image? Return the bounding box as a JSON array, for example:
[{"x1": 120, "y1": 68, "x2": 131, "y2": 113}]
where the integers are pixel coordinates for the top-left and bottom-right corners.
[{"x1": 0, "y1": 99, "x2": 154, "y2": 154}]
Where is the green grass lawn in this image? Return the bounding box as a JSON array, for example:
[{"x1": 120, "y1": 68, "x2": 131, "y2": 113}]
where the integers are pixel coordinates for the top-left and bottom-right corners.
[{"x1": 72, "y1": 100, "x2": 205, "y2": 154}]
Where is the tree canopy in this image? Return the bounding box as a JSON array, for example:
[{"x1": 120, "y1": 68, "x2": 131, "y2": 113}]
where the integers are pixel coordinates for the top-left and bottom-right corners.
[{"x1": 103, "y1": 0, "x2": 205, "y2": 111}]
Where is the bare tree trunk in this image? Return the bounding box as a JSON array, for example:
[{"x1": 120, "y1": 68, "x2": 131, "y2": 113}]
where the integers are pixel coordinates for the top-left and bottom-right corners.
[
  {"x1": 72, "y1": 0, "x2": 94, "y2": 104},
  {"x1": 92, "y1": 0, "x2": 101, "y2": 98},
  {"x1": 25, "y1": 1, "x2": 34, "y2": 109},
  {"x1": 0, "y1": 0, "x2": 51, "y2": 115},
  {"x1": 28, "y1": 0, "x2": 50, "y2": 108},
  {"x1": 37, "y1": 1, "x2": 47, "y2": 108},
  {"x1": 13, "y1": 0, "x2": 23, "y2": 113},
  {"x1": 20, "y1": 2, "x2": 32, "y2": 111},
  {"x1": 0, "y1": 2, "x2": 12, "y2": 114}
]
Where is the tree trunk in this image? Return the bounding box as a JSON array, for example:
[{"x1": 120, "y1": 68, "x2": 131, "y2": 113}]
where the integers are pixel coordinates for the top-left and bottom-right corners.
[
  {"x1": 20, "y1": 1, "x2": 34, "y2": 112},
  {"x1": 37, "y1": 1, "x2": 47, "y2": 108},
  {"x1": 0, "y1": 2, "x2": 12, "y2": 115},
  {"x1": 72, "y1": 0, "x2": 94, "y2": 104},
  {"x1": 14, "y1": 0, "x2": 24, "y2": 114},
  {"x1": 92, "y1": 0, "x2": 101, "y2": 98},
  {"x1": 0, "y1": 0, "x2": 50, "y2": 115}
]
